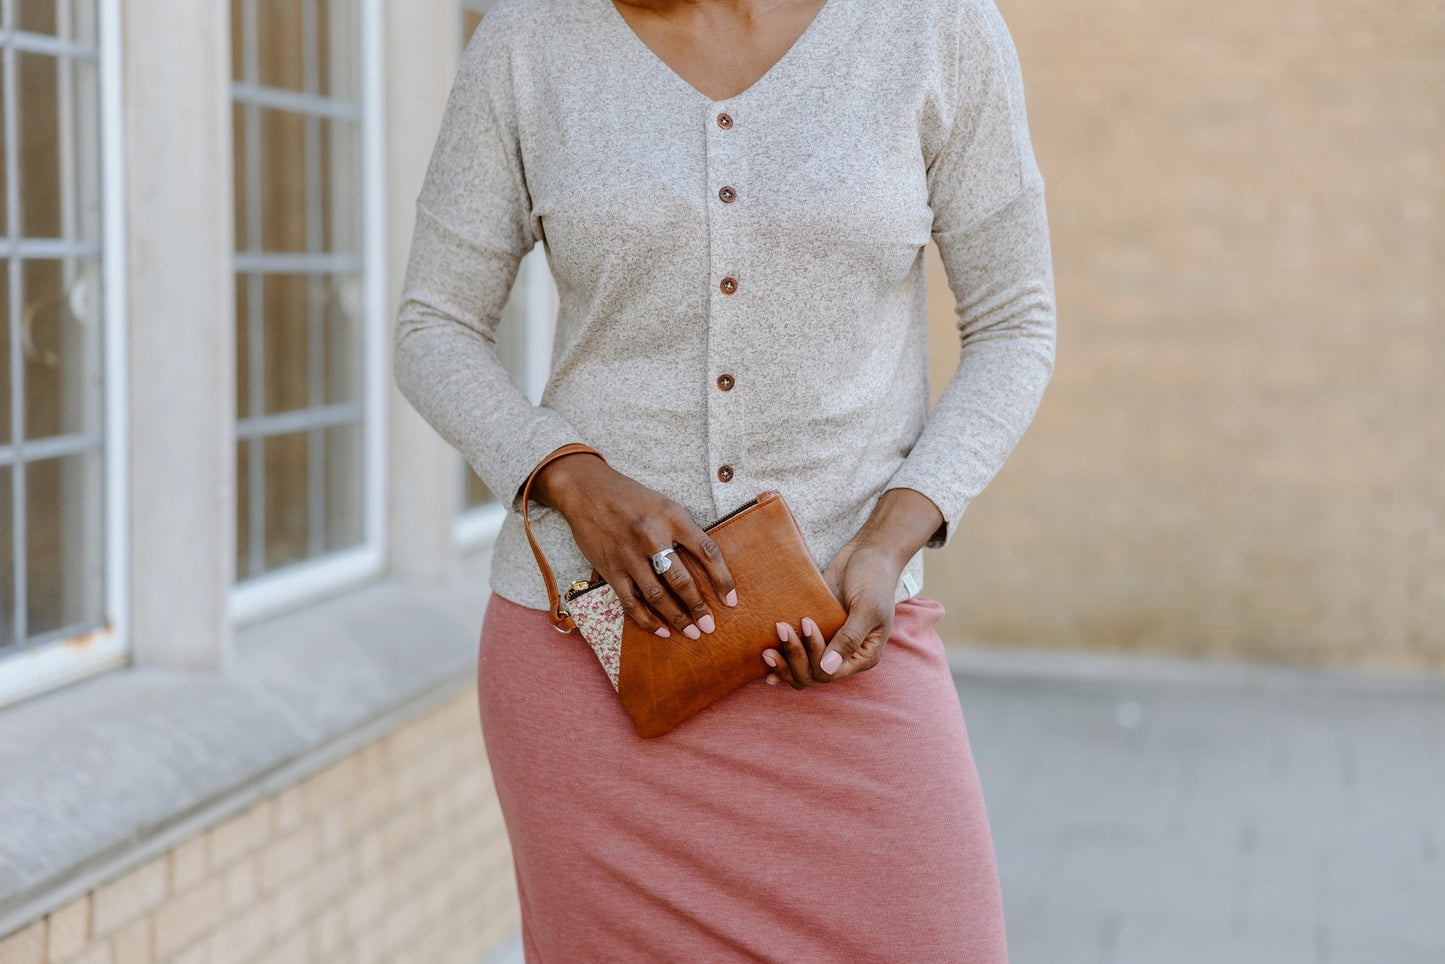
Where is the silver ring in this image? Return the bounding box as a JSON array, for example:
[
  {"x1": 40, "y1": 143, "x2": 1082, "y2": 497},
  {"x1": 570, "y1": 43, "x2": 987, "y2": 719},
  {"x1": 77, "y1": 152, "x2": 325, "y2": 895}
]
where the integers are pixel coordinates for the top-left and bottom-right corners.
[{"x1": 650, "y1": 547, "x2": 676, "y2": 575}]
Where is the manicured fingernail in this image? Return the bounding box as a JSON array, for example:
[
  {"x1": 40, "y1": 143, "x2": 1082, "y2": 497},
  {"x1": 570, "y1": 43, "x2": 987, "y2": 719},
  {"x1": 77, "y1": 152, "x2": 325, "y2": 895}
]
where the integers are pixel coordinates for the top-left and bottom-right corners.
[
  {"x1": 775, "y1": 622, "x2": 789, "y2": 643},
  {"x1": 698, "y1": 614, "x2": 716, "y2": 634},
  {"x1": 802, "y1": 616, "x2": 818, "y2": 638},
  {"x1": 763, "y1": 652, "x2": 777, "y2": 668},
  {"x1": 766, "y1": 675, "x2": 779, "y2": 685},
  {"x1": 820, "y1": 650, "x2": 843, "y2": 674},
  {"x1": 654, "y1": 626, "x2": 671, "y2": 639},
  {"x1": 683, "y1": 624, "x2": 701, "y2": 640},
  {"x1": 725, "y1": 590, "x2": 738, "y2": 607}
]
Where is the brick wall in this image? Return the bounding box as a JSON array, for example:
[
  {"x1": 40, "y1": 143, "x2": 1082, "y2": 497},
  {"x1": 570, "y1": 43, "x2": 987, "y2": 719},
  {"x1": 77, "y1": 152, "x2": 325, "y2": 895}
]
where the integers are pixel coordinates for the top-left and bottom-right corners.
[
  {"x1": 924, "y1": 0, "x2": 1444, "y2": 669},
  {"x1": 0, "y1": 691, "x2": 517, "y2": 964}
]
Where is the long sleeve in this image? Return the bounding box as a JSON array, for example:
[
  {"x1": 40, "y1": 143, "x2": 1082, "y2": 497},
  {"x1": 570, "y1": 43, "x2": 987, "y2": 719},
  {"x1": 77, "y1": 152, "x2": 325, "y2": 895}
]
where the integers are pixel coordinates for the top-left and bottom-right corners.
[
  {"x1": 392, "y1": 13, "x2": 585, "y2": 517},
  {"x1": 884, "y1": 0, "x2": 1057, "y2": 548}
]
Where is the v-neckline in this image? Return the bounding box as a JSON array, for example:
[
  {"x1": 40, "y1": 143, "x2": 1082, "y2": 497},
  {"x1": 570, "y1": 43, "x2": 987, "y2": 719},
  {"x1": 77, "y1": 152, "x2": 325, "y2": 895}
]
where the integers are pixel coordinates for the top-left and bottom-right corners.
[{"x1": 602, "y1": 0, "x2": 837, "y2": 106}]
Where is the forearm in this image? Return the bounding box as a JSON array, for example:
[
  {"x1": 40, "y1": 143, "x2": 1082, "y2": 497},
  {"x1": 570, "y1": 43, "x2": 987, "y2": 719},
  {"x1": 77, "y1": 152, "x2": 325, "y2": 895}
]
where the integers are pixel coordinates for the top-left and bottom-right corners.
[
  {"x1": 885, "y1": 184, "x2": 1056, "y2": 548},
  {"x1": 851, "y1": 488, "x2": 946, "y2": 571},
  {"x1": 394, "y1": 302, "x2": 584, "y2": 513}
]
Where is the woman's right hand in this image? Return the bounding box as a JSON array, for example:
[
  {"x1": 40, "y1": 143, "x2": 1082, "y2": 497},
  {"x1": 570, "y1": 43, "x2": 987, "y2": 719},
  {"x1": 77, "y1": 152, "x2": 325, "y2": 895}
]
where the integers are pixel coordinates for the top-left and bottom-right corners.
[{"x1": 529, "y1": 452, "x2": 738, "y2": 639}]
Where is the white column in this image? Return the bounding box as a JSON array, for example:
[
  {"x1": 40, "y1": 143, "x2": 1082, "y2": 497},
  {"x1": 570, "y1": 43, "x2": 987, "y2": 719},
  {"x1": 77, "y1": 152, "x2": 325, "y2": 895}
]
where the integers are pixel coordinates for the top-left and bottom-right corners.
[
  {"x1": 123, "y1": 0, "x2": 235, "y2": 668},
  {"x1": 384, "y1": 0, "x2": 467, "y2": 588}
]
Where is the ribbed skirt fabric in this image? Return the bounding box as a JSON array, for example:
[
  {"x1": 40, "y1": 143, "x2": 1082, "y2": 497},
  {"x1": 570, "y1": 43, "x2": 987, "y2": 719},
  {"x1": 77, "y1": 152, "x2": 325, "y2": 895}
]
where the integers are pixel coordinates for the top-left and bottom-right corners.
[{"x1": 475, "y1": 591, "x2": 1009, "y2": 962}]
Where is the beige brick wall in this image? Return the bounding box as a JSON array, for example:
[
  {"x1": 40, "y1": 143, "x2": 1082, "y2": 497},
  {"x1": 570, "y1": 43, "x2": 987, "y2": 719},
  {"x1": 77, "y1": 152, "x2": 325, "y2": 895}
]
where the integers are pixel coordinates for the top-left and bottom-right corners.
[
  {"x1": 923, "y1": 0, "x2": 1444, "y2": 670},
  {"x1": 0, "y1": 691, "x2": 517, "y2": 964}
]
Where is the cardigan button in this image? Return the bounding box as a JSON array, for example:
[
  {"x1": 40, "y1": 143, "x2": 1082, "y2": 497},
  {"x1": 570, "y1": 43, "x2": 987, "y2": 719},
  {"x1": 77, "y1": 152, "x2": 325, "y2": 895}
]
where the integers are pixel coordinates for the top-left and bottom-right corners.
[
  {"x1": 719, "y1": 277, "x2": 738, "y2": 295},
  {"x1": 717, "y1": 374, "x2": 734, "y2": 391},
  {"x1": 718, "y1": 186, "x2": 736, "y2": 204},
  {"x1": 717, "y1": 465, "x2": 734, "y2": 483},
  {"x1": 716, "y1": 112, "x2": 733, "y2": 129}
]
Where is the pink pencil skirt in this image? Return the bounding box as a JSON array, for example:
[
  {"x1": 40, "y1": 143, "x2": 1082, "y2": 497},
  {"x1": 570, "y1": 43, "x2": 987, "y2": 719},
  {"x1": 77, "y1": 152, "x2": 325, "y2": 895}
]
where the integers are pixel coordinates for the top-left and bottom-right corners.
[{"x1": 476, "y1": 591, "x2": 1009, "y2": 962}]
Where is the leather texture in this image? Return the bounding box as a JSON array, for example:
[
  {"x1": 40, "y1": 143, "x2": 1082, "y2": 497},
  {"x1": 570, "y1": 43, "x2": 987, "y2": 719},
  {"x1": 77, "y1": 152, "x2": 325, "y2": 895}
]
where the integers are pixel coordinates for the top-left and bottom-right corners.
[
  {"x1": 613, "y1": 491, "x2": 847, "y2": 737},
  {"x1": 520, "y1": 451, "x2": 846, "y2": 737}
]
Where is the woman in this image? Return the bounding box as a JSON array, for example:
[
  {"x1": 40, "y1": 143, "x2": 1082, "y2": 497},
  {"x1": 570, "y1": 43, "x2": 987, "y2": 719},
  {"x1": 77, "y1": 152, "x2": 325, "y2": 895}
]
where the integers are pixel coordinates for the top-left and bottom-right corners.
[{"x1": 394, "y1": 0, "x2": 1055, "y2": 959}]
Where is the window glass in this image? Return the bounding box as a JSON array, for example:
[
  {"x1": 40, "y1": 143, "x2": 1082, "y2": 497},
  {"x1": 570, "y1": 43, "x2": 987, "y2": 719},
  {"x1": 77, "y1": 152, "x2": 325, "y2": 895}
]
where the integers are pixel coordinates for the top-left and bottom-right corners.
[
  {"x1": 0, "y1": 0, "x2": 107, "y2": 655},
  {"x1": 232, "y1": 0, "x2": 367, "y2": 582}
]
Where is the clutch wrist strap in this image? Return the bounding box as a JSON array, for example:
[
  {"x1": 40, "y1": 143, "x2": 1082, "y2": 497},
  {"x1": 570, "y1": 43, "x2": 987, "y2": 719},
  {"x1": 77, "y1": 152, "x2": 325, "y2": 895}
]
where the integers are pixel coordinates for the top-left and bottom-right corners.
[{"x1": 520, "y1": 443, "x2": 607, "y2": 632}]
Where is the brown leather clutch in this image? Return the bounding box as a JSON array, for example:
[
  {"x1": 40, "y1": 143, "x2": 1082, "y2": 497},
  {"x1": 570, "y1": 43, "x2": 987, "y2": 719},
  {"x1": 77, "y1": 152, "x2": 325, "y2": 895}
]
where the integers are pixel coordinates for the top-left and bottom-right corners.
[{"x1": 521, "y1": 444, "x2": 847, "y2": 738}]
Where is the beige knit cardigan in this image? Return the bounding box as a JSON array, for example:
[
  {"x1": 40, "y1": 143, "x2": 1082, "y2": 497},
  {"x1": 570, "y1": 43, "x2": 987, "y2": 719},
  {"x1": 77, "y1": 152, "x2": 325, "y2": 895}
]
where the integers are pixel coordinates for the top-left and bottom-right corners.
[{"x1": 393, "y1": 0, "x2": 1056, "y2": 611}]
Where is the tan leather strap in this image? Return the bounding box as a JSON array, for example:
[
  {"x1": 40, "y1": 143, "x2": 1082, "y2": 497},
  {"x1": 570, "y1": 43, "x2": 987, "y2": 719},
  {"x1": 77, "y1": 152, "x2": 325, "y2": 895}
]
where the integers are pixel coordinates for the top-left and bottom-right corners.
[{"x1": 520, "y1": 443, "x2": 607, "y2": 632}]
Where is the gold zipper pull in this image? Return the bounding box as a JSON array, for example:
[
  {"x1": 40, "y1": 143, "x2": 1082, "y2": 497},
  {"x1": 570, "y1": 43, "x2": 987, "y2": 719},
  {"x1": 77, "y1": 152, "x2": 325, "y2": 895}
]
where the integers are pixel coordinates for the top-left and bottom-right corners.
[{"x1": 570, "y1": 580, "x2": 592, "y2": 594}]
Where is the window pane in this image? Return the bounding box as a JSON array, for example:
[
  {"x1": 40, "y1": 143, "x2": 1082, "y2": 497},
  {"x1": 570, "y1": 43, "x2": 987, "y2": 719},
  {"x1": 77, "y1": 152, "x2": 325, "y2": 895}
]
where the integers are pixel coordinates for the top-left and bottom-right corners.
[
  {"x1": 320, "y1": 118, "x2": 361, "y2": 254},
  {"x1": 16, "y1": 52, "x2": 101, "y2": 242},
  {"x1": 232, "y1": 0, "x2": 368, "y2": 582},
  {"x1": 0, "y1": 468, "x2": 12, "y2": 649},
  {"x1": 261, "y1": 272, "x2": 309, "y2": 414},
  {"x1": 237, "y1": 270, "x2": 364, "y2": 416},
  {"x1": 16, "y1": 1, "x2": 97, "y2": 44},
  {"x1": 22, "y1": 258, "x2": 102, "y2": 442},
  {"x1": 25, "y1": 451, "x2": 103, "y2": 638},
  {"x1": 230, "y1": 0, "x2": 246, "y2": 84},
  {"x1": 15, "y1": 0, "x2": 56, "y2": 35},
  {"x1": 0, "y1": 67, "x2": 8, "y2": 232},
  {"x1": 263, "y1": 431, "x2": 309, "y2": 571},
  {"x1": 18, "y1": 53, "x2": 61, "y2": 239},
  {"x1": 241, "y1": 0, "x2": 359, "y2": 101},
  {"x1": 236, "y1": 440, "x2": 250, "y2": 579},
  {"x1": 1, "y1": 2, "x2": 108, "y2": 658},
  {"x1": 246, "y1": 111, "x2": 362, "y2": 254},
  {"x1": 323, "y1": 274, "x2": 363, "y2": 405},
  {"x1": 316, "y1": 0, "x2": 359, "y2": 101},
  {"x1": 236, "y1": 272, "x2": 255, "y2": 417},
  {"x1": 232, "y1": 104, "x2": 248, "y2": 251},
  {"x1": 0, "y1": 267, "x2": 10, "y2": 446},
  {"x1": 255, "y1": 0, "x2": 304, "y2": 93},
  {"x1": 323, "y1": 422, "x2": 362, "y2": 552},
  {"x1": 258, "y1": 107, "x2": 306, "y2": 253}
]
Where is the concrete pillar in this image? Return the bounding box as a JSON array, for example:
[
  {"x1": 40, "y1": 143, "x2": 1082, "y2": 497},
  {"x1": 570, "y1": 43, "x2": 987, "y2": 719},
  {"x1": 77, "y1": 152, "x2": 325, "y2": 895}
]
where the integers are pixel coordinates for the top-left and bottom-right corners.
[{"x1": 123, "y1": 0, "x2": 235, "y2": 668}]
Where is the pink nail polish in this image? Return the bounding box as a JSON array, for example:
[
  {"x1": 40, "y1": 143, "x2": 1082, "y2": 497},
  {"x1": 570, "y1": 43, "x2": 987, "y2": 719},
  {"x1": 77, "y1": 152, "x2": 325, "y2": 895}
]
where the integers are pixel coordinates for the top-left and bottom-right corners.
[
  {"x1": 820, "y1": 650, "x2": 843, "y2": 674},
  {"x1": 775, "y1": 622, "x2": 788, "y2": 643},
  {"x1": 683, "y1": 624, "x2": 701, "y2": 640},
  {"x1": 698, "y1": 614, "x2": 716, "y2": 634},
  {"x1": 654, "y1": 626, "x2": 671, "y2": 639},
  {"x1": 763, "y1": 652, "x2": 777, "y2": 668},
  {"x1": 766, "y1": 676, "x2": 779, "y2": 685},
  {"x1": 802, "y1": 616, "x2": 818, "y2": 638},
  {"x1": 725, "y1": 590, "x2": 738, "y2": 607}
]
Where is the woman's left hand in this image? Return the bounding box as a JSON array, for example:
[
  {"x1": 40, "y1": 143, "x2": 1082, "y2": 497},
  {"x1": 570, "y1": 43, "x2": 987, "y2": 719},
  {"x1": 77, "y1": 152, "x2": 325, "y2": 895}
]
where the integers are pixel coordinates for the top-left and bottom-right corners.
[{"x1": 762, "y1": 488, "x2": 944, "y2": 690}]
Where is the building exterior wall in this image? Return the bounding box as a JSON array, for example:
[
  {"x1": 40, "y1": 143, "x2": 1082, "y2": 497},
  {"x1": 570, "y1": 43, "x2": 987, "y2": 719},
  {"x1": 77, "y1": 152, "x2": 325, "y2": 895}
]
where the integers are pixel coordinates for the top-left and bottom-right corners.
[
  {"x1": 923, "y1": 0, "x2": 1444, "y2": 670},
  {"x1": 0, "y1": 1, "x2": 522, "y2": 958},
  {"x1": 5, "y1": 0, "x2": 1438, "y2": 959},
  {"x1": 0, "y1": 691, "x2": 516, "y2": 964}
]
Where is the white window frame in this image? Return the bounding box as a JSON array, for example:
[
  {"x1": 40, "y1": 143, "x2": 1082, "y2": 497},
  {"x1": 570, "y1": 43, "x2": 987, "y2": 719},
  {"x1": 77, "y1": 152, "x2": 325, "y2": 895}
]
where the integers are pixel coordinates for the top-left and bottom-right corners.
[
  {"x1": 0, "y1": 0, "x2": 129, "y2": 709},
  {"x1": 229, "y1": 0, "x2": 388, "y2": 625}
]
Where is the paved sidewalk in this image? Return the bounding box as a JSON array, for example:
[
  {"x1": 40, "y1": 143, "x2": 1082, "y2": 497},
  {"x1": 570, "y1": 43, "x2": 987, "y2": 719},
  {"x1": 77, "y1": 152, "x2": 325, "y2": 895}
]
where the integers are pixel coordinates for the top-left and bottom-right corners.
[{"x1": 950, "y1": 646, "x2": 1445, "y2": 964}]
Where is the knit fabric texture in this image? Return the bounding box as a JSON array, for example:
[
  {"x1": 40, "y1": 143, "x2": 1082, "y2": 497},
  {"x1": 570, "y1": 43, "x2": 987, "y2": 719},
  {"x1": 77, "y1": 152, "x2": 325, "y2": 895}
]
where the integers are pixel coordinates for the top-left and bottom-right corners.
[{"x1": 393, "y1": 0, "x2": 1056, "y2": 612}]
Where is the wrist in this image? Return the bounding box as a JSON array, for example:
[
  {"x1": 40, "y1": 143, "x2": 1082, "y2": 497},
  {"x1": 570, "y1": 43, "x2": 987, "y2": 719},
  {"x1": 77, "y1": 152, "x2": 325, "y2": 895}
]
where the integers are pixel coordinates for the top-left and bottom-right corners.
[
  {"x1": 529, "y1": 451, "x2": 608, "y2": 515},
  {"x1": 853, "y1": 488, "x2": 945, "y2": 570}
]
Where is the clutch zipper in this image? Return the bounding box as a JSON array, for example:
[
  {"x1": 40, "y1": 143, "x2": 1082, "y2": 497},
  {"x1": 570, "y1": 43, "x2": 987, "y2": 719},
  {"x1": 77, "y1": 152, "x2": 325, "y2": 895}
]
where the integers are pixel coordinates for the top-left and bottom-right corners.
[{"x1": 563, "y1": 496, "x2": 761, "y2": 602}]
